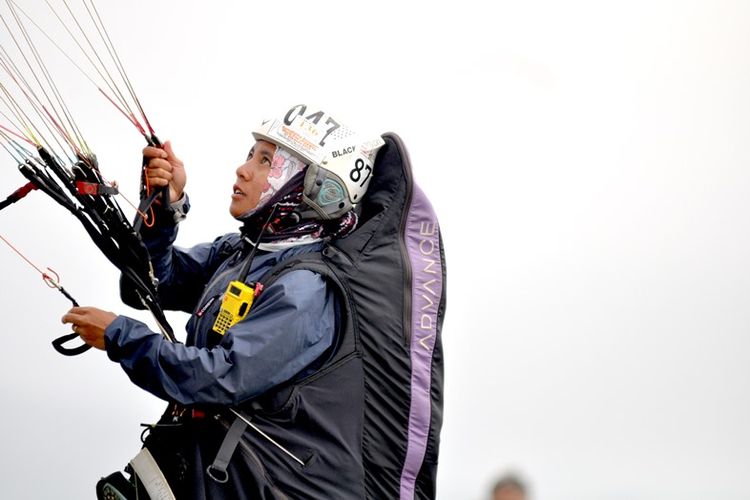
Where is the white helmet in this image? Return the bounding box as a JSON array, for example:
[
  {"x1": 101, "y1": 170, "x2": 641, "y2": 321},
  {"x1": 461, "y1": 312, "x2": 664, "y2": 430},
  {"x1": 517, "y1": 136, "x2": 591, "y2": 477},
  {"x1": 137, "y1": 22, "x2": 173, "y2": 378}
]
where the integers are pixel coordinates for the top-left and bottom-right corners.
[{"x1": 252, "y1": 104, "x2": 385, "y2": 220}]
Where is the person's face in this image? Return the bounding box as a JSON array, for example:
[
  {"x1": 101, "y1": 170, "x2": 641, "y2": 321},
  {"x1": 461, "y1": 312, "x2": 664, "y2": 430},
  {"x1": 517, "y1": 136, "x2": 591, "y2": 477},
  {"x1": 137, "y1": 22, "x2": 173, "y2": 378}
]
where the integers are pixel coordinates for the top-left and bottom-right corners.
[
  {"x1": 229, "y1": 140, "x2": 277, "y2": 218},
  {"x1": 493, "y1": 487, "x2": 526, "y2": 500}
]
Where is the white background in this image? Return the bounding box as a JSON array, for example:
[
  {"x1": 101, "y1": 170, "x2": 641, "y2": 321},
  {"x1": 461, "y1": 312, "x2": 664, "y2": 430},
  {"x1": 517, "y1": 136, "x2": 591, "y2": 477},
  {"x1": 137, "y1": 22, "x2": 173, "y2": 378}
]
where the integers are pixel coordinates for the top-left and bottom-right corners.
[{"x1": 0, "y1": 1, "x2": 749, "y2": 499}]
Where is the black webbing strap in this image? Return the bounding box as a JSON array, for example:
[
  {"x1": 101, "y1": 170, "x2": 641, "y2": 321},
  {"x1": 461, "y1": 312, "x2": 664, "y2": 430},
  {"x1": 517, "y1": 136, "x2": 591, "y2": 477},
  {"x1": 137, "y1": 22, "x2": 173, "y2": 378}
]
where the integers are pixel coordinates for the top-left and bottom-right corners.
[
  {"x1": 51, "y1": 332, "x2": 92, "y2": 356},
  {"x1": 206, "y1": 416, "x2": 248, "y2": 484}
]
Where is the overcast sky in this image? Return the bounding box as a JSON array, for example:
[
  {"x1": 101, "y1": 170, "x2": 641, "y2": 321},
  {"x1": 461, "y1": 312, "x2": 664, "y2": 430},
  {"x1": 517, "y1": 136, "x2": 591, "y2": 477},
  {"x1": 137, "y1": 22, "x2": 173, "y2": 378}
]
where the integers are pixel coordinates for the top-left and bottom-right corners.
[{"x1": 1, "y1": 1, "x2": 749, "y2": 499}]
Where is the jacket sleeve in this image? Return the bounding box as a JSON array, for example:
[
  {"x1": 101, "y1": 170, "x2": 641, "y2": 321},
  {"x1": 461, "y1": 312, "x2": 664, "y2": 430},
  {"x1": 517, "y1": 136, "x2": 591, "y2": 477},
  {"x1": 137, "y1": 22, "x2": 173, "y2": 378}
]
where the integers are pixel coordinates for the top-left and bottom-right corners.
[
  {"x1": 120, "y1": 218, "x2": 237, "y2": 313},
  {"x1": 106, "y1": 269, "x2": 336, "y2": 406}
]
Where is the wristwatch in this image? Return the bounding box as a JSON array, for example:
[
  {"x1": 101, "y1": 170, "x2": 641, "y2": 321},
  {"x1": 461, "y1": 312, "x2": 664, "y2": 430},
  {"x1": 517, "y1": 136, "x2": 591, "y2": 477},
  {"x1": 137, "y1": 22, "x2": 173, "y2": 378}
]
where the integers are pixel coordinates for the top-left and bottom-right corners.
[{"x1": 170, "y1": 193, "x2": 190, "y2": 223}]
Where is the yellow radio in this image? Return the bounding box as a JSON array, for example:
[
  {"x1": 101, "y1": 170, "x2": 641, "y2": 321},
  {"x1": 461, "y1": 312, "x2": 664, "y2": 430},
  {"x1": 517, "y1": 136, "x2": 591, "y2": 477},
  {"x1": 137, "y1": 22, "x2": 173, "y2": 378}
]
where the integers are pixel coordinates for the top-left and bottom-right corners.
[{"x1": 212, "y1": 280, "x2": 263, "y2": 335}]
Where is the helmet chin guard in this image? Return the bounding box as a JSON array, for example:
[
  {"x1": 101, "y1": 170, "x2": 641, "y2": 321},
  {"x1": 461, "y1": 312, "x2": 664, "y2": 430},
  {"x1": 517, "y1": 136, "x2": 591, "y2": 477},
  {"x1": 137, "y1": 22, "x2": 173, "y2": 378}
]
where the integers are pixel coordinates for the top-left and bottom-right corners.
[{"x1": 252, "y1": 104, "x2": 385, "y2": 220}]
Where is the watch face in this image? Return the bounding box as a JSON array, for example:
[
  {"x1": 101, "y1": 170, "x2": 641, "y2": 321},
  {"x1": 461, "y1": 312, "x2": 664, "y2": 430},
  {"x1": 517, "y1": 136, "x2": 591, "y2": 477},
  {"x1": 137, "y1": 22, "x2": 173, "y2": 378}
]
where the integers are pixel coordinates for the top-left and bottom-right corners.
[{"x1": 171, "y1": 194, "x2": 189, "y2": 223}]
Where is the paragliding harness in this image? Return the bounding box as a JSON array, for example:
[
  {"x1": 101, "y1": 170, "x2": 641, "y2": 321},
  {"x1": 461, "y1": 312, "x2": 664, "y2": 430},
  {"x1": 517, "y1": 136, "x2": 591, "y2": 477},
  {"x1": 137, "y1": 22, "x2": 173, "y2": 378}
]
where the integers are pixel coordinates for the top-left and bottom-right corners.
[{"x1": 96, "y1": 132, "x2": 446, "y2": 500}]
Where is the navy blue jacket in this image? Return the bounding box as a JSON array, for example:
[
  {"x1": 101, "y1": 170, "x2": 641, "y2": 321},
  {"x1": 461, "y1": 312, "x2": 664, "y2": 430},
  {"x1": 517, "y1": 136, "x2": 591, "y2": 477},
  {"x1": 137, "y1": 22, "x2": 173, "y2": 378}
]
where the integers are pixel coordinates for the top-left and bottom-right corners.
[{"x1": 106, "y1": 224, "x2": 336, "y2": 406}]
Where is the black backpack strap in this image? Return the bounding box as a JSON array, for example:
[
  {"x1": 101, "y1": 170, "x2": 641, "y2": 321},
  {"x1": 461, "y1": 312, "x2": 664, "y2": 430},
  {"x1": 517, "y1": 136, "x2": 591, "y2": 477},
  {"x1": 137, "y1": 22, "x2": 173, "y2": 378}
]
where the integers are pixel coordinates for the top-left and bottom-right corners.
[{"x1": 257, "y1": 250, "x2": 328, "y2": 288}]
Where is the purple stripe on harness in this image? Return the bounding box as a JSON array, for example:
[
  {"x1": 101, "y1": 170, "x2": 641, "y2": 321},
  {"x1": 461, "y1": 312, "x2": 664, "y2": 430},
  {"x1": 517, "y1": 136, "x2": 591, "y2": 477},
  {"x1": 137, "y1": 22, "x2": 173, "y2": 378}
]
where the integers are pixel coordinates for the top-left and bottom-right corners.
[{"x1": 399, "y1": 184, "x2": 442, "y2": 499}]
